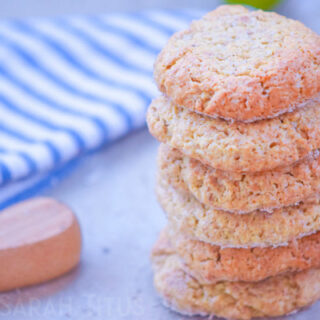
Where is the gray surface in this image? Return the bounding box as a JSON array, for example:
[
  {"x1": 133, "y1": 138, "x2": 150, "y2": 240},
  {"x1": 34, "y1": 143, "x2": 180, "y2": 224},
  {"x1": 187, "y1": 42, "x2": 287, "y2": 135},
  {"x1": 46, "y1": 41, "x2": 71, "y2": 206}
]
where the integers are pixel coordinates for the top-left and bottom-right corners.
[
  {"x1": 0, "y1": 0, "x2": 320, "y2": 319},
  {"x1": 0, "y1": 130, "x2": 164, "y2": 319},
  {"x1": 0, "y1": 129, "x2": 319, "y2": 320}
]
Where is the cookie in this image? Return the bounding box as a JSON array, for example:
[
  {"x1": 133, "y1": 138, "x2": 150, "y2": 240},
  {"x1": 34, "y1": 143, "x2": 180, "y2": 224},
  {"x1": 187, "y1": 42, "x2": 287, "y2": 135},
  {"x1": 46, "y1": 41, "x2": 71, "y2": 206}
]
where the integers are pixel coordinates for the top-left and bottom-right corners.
[
  {"x1": 158, "y1": 144, "x2": 320, "y2": 213},
  {"x1": 147, "y1": 95, "x2": 320, "y2": 173},
  {"x1": 157, "y1": 176, "x2": 320, "y2": 248},
  {"x1": 154, "y1": 5, "x2": 320, "y2": 122},
  {"x1": 151, "y1": 233, "x2": 320, "y2": 320},
  {"x1": 163, "y1": 226, "x2": 320, "y2": 282}
]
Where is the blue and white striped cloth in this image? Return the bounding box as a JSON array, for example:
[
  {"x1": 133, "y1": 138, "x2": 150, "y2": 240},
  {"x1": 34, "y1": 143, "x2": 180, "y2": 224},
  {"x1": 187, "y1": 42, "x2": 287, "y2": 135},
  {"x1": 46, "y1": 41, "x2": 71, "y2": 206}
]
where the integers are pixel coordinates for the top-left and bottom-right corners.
[{"x1": 0, "y1": 9, "x2": 204, "y2": 209}]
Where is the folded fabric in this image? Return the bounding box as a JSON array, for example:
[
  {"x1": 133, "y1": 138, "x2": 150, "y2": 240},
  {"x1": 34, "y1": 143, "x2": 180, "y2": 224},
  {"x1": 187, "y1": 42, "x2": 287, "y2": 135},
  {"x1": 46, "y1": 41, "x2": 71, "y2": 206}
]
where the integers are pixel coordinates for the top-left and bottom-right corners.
[{"x1": 0, "y1": 9, "x2": 203, "y2": 208}]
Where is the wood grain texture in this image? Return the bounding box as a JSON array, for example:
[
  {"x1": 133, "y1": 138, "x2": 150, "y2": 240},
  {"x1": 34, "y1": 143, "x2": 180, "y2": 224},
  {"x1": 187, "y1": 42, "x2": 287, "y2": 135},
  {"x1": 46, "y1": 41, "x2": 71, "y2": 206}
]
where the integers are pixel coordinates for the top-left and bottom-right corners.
[{"x1": 0, "y1": 197, "x2": 81, "y2": 292}]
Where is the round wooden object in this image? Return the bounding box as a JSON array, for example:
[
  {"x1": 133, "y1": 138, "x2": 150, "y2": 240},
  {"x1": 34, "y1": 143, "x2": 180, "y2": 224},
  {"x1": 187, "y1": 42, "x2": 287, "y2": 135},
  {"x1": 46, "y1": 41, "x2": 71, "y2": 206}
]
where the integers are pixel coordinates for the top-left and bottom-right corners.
[{"x1": 0, "y1": 197, "x2": 82, "y2": 291}]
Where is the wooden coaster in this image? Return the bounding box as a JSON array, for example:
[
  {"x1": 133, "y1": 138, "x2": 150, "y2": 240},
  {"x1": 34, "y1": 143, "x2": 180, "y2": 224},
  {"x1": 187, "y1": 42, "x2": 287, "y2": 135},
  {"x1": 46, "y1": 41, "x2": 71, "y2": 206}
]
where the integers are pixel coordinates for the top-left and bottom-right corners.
[{"x1": 0, "y1": 197, "x2": 82, "y2": 291}]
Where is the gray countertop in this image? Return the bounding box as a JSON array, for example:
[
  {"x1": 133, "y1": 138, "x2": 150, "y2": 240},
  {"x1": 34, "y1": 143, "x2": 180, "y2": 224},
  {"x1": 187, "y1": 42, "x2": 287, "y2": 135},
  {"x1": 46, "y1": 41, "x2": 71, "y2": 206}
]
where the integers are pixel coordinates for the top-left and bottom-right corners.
[
  {"x1": 0, "y1": 129, "x2": 318, "y2": 320},
  {"x1": 0, "y1": 0, "x2": 320, "y2": 319}
]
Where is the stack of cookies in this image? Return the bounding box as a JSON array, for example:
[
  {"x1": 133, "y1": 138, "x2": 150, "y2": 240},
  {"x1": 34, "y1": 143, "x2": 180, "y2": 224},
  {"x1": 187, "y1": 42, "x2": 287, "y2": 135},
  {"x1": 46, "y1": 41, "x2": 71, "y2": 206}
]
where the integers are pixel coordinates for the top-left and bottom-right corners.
[{"x1": 147, "y1": 5, "x2": 320, "y2": 320}]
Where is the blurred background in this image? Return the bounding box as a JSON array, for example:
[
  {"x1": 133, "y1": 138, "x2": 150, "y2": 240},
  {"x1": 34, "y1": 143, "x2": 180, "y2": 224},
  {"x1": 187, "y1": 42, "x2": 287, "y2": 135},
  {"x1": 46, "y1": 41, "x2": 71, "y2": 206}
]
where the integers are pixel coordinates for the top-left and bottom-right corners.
[{"x1": 0, "y1": 0, "x2": 319, "y2": 32}]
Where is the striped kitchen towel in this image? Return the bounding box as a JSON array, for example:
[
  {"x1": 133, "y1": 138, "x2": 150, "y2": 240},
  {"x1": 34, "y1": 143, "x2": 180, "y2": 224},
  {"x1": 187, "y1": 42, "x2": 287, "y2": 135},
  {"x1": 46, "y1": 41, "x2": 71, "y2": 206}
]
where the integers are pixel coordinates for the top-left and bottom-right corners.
[{"x1": 0, "y1": 9, "x2": 204, "y2": 209}]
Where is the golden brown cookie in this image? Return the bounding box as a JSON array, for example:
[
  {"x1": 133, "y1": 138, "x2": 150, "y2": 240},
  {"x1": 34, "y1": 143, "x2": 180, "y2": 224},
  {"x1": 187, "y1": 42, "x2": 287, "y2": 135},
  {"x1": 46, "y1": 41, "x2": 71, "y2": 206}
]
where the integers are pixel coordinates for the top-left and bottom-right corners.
[
  {"x1": 147, "y1": 95, "x2": 320, "y2": 173},
  {"x1": 151, "y1": 233, "x2": 320, "y2": 320},
  {"x1": 162, "y1": 226, "x2": 320, "y2": 282},
  {"x1": 157, "y1": 176, "x2": 320, "y2": 248},
  {"x1": 158, "y1": 144, "x2": 320, "y2": 213},
  {"x1": 154, "y1": 5, "x2": 320, "y2": 122}
]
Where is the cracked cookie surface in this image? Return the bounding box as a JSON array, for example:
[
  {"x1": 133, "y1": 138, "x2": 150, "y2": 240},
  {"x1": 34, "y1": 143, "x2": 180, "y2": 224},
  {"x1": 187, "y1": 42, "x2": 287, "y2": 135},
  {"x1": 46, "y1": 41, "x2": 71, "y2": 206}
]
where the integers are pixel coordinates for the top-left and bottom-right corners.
[
  {"x1": 154, "y1": 5, "x2": 320, "y2": 122},
  {"x1": 157, "y1": 175, "x2": 320, "y2": 248},
  {"x1": 147, "y1": 95, "x2": 320, "y2": 173},
  {"x1": 158, "y1": 144, "x2": 320, "y2": 213},
  {"x1": 151, "y1": 233, "x2": 320, "y2": 320},
  {"x1": 163, "y1": 226, "x2": 320, "y2": 282}
]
